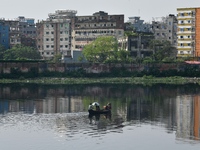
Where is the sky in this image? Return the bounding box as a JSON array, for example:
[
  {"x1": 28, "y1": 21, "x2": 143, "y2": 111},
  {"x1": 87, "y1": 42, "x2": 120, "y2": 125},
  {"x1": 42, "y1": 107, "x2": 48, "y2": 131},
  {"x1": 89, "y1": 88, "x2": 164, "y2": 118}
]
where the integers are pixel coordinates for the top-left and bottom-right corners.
[{"x1": 1, "y1": 0, "x2": 200, "y2": 23}]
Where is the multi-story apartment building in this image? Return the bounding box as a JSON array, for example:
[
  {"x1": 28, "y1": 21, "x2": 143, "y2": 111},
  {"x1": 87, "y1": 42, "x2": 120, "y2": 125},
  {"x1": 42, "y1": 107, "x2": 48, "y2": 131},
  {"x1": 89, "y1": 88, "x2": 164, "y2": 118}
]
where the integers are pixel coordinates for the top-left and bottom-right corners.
[
  {"x1": 126, "y1": 16, "x2": 152, "y2": 33},
  {"x1": 17, "y1": 16, "x2": 37, "y2": 48},
  {"x1": 71, "y1": 11, "x2": 124, "y2": 51},
  {"x1": 6, "y1": 20, "x2": 21, "y2": 48},
  {"x1": 36, "y1": 10, "x2": 77, "y2": 59},
  {"x1": 0, "y1": 19, "x2": 9, "y2": 49},
  {"x1": 18, "y1": 16, "x2": 36, "y2": 38},
  {"x1": 118, "y1": 33, "x2": 154, "y2": 58},
  {"x1": 152, "y1": 14, "x2": 177, "y2": 47},
  {"x1": 177, "y1": 7, "x2": 200, "y2": 58}
]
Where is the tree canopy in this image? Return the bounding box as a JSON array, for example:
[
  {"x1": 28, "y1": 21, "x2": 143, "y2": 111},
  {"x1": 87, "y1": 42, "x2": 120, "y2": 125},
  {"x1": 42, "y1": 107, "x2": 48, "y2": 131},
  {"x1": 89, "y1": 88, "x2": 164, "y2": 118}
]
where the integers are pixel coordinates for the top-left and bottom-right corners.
[
  {"x1": 82, "y1": 36, "x2": 118, "y2": 63},
  {"x1": 3, "y1": 44, "x2": 41, "y2": 60},
  {"x1": 149, "y1": 40, "x2": 176, "y2": 62},
  {"x1": 0, "y1": 44, "x2": 6, "y2": 59}
]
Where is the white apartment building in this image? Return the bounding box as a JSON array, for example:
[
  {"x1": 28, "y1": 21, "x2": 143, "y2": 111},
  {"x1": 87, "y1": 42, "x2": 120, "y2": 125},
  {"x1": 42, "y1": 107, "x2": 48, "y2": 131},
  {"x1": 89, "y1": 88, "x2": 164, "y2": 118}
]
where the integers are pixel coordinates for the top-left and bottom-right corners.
[{"x1": 36, "y1": 10, "x2": 77, "y2": 60}]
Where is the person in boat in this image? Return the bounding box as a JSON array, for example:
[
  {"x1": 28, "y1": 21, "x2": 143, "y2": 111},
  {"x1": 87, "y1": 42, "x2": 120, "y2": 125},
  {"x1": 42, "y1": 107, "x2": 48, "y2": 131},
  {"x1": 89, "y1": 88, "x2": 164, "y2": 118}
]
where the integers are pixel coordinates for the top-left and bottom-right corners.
[
  {"x1": 104, "y1": 103, "x2": 111, "y2": 110},
  {"x1": 88, "y1": 103, "x2": 94, "y2": 110},
  {"x1": 92, "y1": 102, "x2": 100, "y2": 111}
]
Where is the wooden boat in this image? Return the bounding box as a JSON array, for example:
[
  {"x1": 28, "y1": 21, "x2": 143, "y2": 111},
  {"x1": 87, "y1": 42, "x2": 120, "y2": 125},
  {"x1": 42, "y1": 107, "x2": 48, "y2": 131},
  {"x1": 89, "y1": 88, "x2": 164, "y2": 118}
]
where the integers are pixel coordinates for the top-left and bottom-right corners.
[{"x1": 88, "y1": 109, "x2": 111, "y2": 115}]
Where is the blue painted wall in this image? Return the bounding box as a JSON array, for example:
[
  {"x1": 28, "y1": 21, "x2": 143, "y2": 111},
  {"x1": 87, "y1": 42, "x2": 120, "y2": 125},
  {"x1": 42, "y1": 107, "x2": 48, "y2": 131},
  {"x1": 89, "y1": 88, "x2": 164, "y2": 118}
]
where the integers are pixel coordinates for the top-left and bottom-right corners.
[{"x1": 0, "y1": 22, "x2": 9, "y2": 49}]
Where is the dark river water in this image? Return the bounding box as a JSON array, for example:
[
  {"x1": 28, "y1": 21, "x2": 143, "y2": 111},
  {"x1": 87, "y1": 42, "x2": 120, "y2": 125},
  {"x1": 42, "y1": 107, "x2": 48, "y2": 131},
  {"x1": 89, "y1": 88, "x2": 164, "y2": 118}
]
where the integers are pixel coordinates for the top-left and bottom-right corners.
[{"x1": 0, "y1": 83, "x2": 200, "y2": 150}]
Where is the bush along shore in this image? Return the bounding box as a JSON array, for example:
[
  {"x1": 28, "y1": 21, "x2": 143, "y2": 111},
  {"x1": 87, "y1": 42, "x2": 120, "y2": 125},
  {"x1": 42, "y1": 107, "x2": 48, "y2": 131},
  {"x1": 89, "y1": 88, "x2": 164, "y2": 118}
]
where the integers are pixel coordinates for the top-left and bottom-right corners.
[
  {"x1": 0, "y1": 76, "x2": 200, "y2": 85},
  {"x1": 1, "y1": 63, "x2": 200, "y2": 85}
]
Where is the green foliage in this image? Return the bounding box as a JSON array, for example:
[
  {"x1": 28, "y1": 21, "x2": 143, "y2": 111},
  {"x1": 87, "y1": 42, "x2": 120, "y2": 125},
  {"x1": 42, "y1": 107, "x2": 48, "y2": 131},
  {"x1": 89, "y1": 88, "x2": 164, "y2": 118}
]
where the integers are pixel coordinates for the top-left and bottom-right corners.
[
  {"x1": 0, "y1": 44, "x2": 6, "y2": 59},
  {"x1": 3, "y1": 44, "x2": 41, "y2": 60},
  {"x1": 142, "y1": 57, "x2": 155, "y2": 64},
  {"x1": 149, "y1": 40, "x2": 175, "y2": 62},
  {"x1": 52, "y1": 53, "x2": 62, "y2": 63},
  {"x1": 83, "y1": 36, "x2": 118, "y2": 63},
  {"x1": 124, "y1": 31, "x2": 137, "y2": 37},
  {"x1": 117, "y1": 49, "x2": 130, "y2": 63}
]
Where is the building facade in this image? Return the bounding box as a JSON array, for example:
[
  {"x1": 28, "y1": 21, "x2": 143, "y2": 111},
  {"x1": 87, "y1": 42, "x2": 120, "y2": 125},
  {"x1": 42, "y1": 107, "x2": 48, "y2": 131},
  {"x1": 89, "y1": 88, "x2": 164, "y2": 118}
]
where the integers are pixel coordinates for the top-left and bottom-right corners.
[
  {"x1": 6, "y1": 20, "x2": 21, "y2": 48},
  {"x1": 0, "y1": 19, "x2": 9, "y2": 49},
  {"x1": 71, "y1": 11, "x2": 124, "y2": 51},
  {"x1": 126, "y1": 16, "x2": 152, "y2": 33},
  {"x1": 17, "y1": 16, "x2": 37, "y2": 48},
  {"x1": 152, "y1": 14, "x2": 177, "y2": 47},
  {"x1": 177, "y1": 7, "x2": 200, "y2": 58},
  {"x1": 36, "y1": 10, "x2": 77, "y2": 59},
  {"x1": 118, "y1": 33, "x2": 154, "y2": 58}
]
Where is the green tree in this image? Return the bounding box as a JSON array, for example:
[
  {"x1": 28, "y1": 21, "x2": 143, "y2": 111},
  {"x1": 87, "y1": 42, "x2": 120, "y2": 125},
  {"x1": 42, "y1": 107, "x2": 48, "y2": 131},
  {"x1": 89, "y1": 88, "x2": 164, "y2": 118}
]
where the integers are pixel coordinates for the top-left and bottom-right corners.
[
  {"x1": 82, "y1": 36, "x2": 118, "y2": 63},
  {"x1": 149, "y1": 40, "x2": 175, "y2": 62},
  {"x1": 0, "y1": 44, "x2": 6, "y2": 59},
  {"x1": 117, "y1": 49, "x2": 131, "y2": 63},
  {"x1": 3, "y1": 44, "x2": 41, "y2": 60},
  {"x1": 52, "y1": 53, "x2": 62, "y2": 63}
]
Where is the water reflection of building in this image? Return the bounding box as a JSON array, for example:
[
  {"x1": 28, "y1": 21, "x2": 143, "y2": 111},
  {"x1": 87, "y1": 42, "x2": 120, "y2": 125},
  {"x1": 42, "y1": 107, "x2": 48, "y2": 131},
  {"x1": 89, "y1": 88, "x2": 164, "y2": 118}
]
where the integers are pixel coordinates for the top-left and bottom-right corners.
[
  {"x1": 176, "y1": 96, "x2": 193, "y2": 139},
  {"x1": 0, "y1": 96, "x2": 84, "y2": 114},
  {"x1": 42, "y1": 96, "x2": 83, "y2": 113}
]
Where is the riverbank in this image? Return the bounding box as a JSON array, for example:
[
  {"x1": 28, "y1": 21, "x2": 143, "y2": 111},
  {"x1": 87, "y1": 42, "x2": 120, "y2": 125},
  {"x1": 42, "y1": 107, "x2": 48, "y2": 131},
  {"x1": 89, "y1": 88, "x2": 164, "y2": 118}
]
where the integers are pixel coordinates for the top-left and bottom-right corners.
[{"x1": 0, "y1": 76, "x2": 200, "y2": 85}]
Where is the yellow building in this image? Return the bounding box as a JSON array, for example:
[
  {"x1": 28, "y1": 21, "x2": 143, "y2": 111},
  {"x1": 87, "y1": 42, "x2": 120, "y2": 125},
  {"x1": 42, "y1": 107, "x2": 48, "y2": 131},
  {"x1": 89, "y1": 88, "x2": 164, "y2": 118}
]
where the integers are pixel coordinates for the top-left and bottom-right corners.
[{"x1": 177, "y1": 7, "x2": 200, "y2": 58}]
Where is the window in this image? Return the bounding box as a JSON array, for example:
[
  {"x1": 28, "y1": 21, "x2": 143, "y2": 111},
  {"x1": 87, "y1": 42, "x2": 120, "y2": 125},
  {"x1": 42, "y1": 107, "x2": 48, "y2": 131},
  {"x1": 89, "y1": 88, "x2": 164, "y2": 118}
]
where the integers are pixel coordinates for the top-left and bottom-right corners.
[
  {"x1": 46, "y1": 45, "x2": 49, "y2": 48},
  {"x1": 51, "y1": 38, "x2": 54, "y2": 41},
  {"x1": 65, "y1": 38, "x2": 68, "y2": 41},
  {"x1": 187, "y1": 28, "x2": 191, "y2": 31},
  {"x1": 46, "y1": 32, "x2": 49, "y2": 34},
  {"x1": 60, "y1": 45, "x2": 63, "y2": 48},
  {"x1": 180, "y1": 43, "x2": 183, "y2": 47},
  {"x1": 51, "y1": 45, "x2": 54, "y2": 48},
  {"x1": 188, "y1": 43, "x2": 191, "y2": 46},
  {"x1": 180, "y1": 36, "x2": 183, "y2": 39},
  {"x1": 46, "y1": 24, "x2": 49, "y2": 28},
  {"x1": 60, "y1": 31, "x2": 63, "y2": 34},
  {"x1": 51, "y1": 24, "x2": 54, "y2": 27},
  {"x1": 169, "y1": 37, "x2": 171, "y2": 39},
  {"x1": 65, "y1": 45, "x2": 68, "y2": 48},
  {"x1": 188, "y1": 20, "x2": 191, "y2": 23},
  {"x1": 46, "y1": 38, "x2": 49, "y2": 41},
  {"x1": 188, "y1": 36, "x2": 190, "y2": 39},
  {"x1": 51, "y1": 31, "x2": 54, "y2": 34},
  {"x1": 169, "y1": 30, "x2": 171, "y2": 33},
  {"x1": 60, "y1": 38, "x2": 63, "y2": 41},
  {"x1": 180, "y1": 51, "x2": 184, "y2": 54}
]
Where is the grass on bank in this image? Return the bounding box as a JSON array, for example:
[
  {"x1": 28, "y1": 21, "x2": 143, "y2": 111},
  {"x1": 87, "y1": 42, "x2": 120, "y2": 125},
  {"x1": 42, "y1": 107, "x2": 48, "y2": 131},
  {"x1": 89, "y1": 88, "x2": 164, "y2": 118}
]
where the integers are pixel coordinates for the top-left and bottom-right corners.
[{"x1": 0, "y1": 76, "x2": 199, "y2": 85}]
